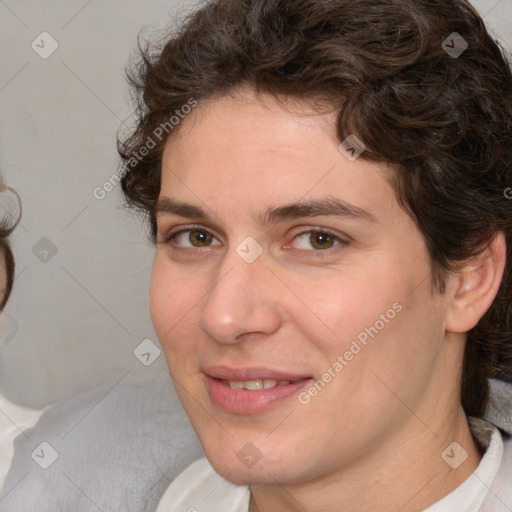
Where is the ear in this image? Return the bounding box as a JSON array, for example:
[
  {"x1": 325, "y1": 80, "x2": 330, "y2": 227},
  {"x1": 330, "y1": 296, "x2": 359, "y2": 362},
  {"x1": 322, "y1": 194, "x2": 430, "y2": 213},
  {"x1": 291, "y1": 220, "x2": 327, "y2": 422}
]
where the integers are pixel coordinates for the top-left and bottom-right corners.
[{"x1": 446, "y1": 232, "x2": 507, "y2": 333}]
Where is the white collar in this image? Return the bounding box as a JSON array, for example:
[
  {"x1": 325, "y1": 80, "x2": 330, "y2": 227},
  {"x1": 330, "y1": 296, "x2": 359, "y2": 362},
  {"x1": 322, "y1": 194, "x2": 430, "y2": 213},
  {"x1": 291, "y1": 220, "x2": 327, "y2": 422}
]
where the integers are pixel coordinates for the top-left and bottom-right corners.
[{"x1": 424, "y1": 418, "x2": 504, "y2": 511}]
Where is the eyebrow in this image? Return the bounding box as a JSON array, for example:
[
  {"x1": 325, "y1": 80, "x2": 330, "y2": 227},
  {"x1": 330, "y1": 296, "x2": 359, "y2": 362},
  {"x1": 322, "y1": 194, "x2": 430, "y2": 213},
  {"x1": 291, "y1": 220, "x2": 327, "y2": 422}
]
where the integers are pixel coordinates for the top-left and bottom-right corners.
[{"x1": 155, "y1": 196, "x2": 378, "y2": 226}]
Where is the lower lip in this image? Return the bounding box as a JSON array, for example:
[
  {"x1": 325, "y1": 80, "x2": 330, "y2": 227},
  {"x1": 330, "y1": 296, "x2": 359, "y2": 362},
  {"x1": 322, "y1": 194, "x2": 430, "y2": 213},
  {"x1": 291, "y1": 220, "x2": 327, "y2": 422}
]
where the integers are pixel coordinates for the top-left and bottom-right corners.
[{"x1": 205, "y1": 375, "x2": 313, "y2": 414}]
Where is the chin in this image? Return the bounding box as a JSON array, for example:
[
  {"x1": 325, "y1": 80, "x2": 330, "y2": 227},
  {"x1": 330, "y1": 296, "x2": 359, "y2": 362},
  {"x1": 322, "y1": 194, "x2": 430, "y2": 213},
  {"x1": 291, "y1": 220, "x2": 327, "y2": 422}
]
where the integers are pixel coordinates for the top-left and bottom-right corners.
[{"x1": 204, "y1": 444, "x2": 310, "y2": 487}]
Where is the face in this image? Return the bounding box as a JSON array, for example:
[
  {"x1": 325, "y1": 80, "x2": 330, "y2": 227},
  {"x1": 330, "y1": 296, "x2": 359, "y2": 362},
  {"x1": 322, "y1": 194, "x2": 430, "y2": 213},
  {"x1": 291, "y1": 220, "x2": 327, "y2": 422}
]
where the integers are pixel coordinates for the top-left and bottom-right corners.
[{"x1": 150, "y1": 90, "x2": 458, "y2": 486}]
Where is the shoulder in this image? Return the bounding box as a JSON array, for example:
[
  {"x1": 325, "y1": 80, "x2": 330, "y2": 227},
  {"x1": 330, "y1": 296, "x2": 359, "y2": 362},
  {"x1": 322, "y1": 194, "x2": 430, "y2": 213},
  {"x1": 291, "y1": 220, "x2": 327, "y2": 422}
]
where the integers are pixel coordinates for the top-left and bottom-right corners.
[
  {"x1": 1, "y1": 368, "x2": 202, "y2": 511},
  {"x1": 157, "y1": 457, "x2": 250, "y2": 512},
  {"x1": 480, "y1": 430, "x2": 512, "y2": 511},
  {"x1": 496, "y1": 432, "x2": 512, "y2": 489},
  {"x1": 480, "y1": 379, "x2": 512, "y2": 511}
]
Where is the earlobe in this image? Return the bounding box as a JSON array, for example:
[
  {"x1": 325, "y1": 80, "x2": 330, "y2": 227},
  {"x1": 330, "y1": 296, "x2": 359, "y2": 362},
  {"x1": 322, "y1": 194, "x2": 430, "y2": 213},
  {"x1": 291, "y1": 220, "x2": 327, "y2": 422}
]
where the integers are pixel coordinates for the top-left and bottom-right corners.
[{"x1": 446, "y1": 232, "x2": 507, "y2": 333}]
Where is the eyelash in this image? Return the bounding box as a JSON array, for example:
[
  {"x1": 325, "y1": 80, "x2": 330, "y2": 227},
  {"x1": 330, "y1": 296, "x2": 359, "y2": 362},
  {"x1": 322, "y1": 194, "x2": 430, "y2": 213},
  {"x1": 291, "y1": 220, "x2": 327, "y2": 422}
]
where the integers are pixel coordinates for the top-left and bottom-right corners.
[{"x1": 159, "y1": 225, "x2": 349, "y2": 257}]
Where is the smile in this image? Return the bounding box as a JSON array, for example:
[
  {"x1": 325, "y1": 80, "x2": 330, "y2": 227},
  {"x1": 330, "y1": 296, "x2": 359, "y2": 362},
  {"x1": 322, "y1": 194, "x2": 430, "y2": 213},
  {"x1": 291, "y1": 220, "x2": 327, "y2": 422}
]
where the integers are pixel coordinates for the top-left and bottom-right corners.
[
  {"x1": 203, "y1": 368, "x2": 313, "y2": 414},
  {"x1": 224, "y1": 379, "x2": 293, "y2": 390}
]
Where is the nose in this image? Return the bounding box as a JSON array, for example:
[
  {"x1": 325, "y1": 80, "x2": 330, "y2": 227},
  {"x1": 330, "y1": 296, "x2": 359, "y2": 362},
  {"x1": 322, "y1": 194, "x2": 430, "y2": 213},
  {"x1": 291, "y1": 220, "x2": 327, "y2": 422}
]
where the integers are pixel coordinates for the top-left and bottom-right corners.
[{"x1": 198, "y1": 249, "x2": 282, "y2": 345}]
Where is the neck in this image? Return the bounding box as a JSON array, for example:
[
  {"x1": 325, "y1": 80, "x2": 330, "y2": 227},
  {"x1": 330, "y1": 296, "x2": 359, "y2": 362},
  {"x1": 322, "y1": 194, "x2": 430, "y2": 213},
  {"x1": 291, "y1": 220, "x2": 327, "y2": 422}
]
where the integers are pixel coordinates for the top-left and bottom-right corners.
[{"x1": 249, "y1": 406, "x2": 481, "y2": 512}]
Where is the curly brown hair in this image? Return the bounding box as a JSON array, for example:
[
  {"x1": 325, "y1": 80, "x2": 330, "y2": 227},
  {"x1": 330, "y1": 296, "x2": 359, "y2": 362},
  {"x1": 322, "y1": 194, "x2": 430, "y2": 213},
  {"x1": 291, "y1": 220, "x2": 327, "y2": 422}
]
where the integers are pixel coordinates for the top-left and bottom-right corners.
[
  {"x1": 118, "y1": 0, "x2": 512, "y2": 418},
  {"x1": 0, "y1": 184, "x2": 21, "y2": 311}
]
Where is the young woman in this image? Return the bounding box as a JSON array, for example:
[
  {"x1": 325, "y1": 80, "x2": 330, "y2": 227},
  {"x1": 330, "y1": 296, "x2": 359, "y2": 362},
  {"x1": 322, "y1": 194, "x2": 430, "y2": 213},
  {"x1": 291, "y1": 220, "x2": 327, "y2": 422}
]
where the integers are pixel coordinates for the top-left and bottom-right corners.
[
  {"x1": 0, "y1": 184, "x2": 44, "y2": 490},
  {"x1": 119, "y1": 0, "x2": 512, "y2": 510}
]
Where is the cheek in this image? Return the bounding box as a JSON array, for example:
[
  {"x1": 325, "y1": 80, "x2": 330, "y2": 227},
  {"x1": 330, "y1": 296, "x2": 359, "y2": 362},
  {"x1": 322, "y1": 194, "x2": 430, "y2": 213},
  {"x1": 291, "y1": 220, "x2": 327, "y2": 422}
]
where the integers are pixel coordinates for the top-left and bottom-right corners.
[
  {"x1": 149, "y1": 255, "x2": 202, "y2": 353},
  {"x1": 288, "y1": 261, "x2": 408, "y2": 353},
  {"x1": 302, "y1": 271, "x2": 444, "y2": 421},
  {"x1": 287, "y1": 255, "x2": 438, "y2": 403}
]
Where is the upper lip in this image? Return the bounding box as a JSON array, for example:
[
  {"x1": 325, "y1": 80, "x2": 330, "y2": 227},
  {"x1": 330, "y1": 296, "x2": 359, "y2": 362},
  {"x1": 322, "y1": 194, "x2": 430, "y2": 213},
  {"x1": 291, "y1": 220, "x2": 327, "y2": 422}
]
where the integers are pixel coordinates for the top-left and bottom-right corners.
[{"x1": 204, "y1": 365, "x2": 312, "y2": 382}]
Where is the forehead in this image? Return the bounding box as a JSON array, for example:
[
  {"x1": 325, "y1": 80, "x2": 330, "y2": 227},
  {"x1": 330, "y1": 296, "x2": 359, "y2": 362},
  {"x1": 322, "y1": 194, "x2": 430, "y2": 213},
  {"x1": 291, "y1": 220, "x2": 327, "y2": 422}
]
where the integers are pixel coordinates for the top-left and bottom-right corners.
[{"x1": 159, "y1": 91, "x2": 398, "y2": 222}]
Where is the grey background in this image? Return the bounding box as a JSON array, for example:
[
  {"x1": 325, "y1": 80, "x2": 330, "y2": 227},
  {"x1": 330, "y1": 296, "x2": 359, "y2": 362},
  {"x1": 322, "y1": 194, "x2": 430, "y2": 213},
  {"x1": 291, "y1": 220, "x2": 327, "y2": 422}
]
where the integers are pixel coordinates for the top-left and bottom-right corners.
[{"x1": 0, "y1": 0, "x2": 510, "y2": 408}]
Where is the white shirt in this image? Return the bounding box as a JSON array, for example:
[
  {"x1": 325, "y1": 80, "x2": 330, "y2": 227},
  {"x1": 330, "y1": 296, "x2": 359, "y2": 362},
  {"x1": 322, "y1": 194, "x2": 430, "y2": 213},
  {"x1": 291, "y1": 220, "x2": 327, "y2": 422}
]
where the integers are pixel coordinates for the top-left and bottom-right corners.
[
  {"x1": 157, "y1": 419, "x2": 505, "y2": 512},
  {"x1": 0, "y1": 392, "x2": 44, "y2": 490},
  {"x1": 424, "y1": 418, "x2": 503, "y2": 511}
]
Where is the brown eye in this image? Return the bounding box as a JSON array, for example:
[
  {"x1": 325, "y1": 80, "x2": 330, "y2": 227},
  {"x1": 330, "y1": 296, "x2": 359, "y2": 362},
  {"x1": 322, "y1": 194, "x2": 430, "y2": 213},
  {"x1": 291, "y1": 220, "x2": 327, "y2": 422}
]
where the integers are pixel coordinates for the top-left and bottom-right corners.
[
  {"x1": 309, "y1": 232, "x2": 336, "y2": 250},
  {"x1": 188, "y1": 229, "x2": 215, "y2": 247},
  {"x1": 292, "y1": 230, "x2": 341, "y2": 251},
  {"x1": 165, "y1": 228, "x2": 221, "y2": 248},
  {"x1": 309, "y1": 232, "x2": 336, "y2": 249}
]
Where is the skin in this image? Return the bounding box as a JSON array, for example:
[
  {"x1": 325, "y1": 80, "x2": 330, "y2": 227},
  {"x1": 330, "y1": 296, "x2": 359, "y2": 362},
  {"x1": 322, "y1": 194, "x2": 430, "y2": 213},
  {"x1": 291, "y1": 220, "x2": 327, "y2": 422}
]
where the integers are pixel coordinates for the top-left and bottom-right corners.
[{"x1": 150, "y1": 88, "x2": 506, "y2": 511}]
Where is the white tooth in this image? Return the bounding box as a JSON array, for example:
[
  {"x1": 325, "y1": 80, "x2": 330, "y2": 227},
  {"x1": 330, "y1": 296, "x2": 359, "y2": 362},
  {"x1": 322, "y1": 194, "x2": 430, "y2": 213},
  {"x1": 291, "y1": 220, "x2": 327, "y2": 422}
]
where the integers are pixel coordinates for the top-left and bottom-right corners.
[
  {"x1": 244, "y1": 380, "x2": 263, "y2": 390},
  {"x1": 278, "y1": 380, "x2": 291, "y2": 386},
  {"x1": 263, "y1": 379, "x2": 278, "y2": 389},
  {"x1": 229, "y1": 381, "x2": 244, "y2": 389}
]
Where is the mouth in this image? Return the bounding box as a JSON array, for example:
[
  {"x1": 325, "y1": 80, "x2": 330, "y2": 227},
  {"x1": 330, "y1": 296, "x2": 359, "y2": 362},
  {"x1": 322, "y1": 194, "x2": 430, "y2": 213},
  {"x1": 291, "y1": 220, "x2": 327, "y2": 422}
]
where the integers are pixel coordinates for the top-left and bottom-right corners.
[
  {"x1": 221, "y1": 378, "x2": 301, "y2": 390},
  {"x1": 203, "y1": 366, "x2": 314, "y2": 414}
]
